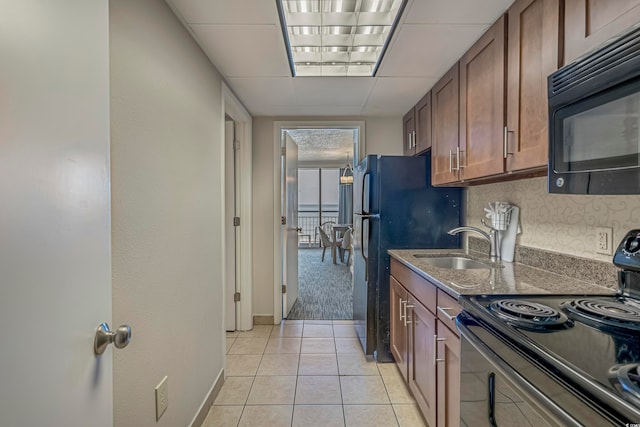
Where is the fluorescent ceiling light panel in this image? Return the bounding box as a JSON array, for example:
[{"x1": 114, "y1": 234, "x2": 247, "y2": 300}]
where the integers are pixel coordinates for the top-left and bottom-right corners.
[{"x1": 278, "y1": 0, "x2": 407, "y2": 77}]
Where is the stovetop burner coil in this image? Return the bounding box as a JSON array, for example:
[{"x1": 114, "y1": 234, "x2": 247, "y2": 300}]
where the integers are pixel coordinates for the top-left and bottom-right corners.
[
  {"x1": 489, "y1": 299, "x2": 570, "y2": 330},
  {"x1": 561, "y1": 299, "x2": 640, "y2": 332}
]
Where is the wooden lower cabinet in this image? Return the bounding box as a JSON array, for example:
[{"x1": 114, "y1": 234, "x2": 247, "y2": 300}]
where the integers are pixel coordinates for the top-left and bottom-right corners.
[
  {"x1": 436, "y1": 320, "x2": 461, "y2": 427},
  {"x1": 390, "y1": 259, "x2": 462, "y2": 427},
  {"x1": 408, "y1": 297, "x2": 437, "y2": 427},
  {"x1": 390, "y1": 277, "x2": 408, "y2": 381}
]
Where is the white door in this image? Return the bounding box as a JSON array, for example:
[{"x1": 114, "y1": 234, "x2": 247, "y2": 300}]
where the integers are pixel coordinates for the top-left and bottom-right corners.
[
  {"x1": 225, "y1": 119, "x2": 237, "y2": 331},
  {"x1": 0, "y1": 2, "x2": 114, "y2": 426},
  {"x1": 281, "y1": 133, "x2": 299, "y2": 317}
]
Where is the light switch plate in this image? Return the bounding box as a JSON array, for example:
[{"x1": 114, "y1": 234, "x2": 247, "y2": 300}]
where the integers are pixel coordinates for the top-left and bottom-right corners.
[
  {"x1": 596, "y1": 226, "x2": 613, "y2": 255},
  {"x1": 155, "y1": 376, "x2": 168, "y2": 420}
]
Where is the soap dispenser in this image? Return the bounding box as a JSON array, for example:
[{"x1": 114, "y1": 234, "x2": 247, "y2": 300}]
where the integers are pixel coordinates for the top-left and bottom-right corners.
[{"x1": 500, "y1": 205, "x2": 521, "y2": 263}]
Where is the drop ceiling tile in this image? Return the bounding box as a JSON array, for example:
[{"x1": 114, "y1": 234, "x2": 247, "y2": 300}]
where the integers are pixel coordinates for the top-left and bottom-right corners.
[
  {"x1": 167, "y1": 0, "x2": 279, "y2": 24},
  {"x1": 190, "y1": 24, "x2": 291, "y2": 77},
  {"x1": 226, "y1": 77, "x2": 296, "y2": 114},
  {"x1": 363, "y1": 77, "x2": 437, "y2": 115},
  {"x1": 403, "y1": 0, "x2": 513, "y2": 24},
  {"x1": 293, "y1": 77, "x2": 374, "y2": 107},
  {"x1": 376, "y1": 24, "x2": 488, "y2": 78},
  {"x1": 291, "y1": 105, "x2": 365, "y2": 116}
]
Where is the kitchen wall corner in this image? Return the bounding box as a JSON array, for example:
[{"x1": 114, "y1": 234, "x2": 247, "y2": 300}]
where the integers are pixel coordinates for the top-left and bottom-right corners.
[{"x1": 465, "y1": 177, "x2": 640, "y2": 263}]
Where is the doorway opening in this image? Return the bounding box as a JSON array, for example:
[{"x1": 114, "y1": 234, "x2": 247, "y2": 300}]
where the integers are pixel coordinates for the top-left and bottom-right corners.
[{"x1": 276, "y1": 124, "x2": 363, "y2": 321}]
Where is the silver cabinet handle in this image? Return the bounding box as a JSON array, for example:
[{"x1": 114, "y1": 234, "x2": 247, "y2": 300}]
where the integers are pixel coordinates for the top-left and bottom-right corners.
[
  {"x1": 449, "y1": 150, "x2": 453, "y2": 172},
  {"x1": 452, "y1": 146, "x2": 462, "y2": 171},
  {"x1": 399, "y1": 299, "x2": 406, "y2": 322},
  {"x1": 404, "y1": 304, "x2": 414, "y2": 327},
  {"x1": 503, "y1": 126, "x2": 514, "y2": 158},
  {"x1": 94, "y1": 322, "x2": 131, "y2": 355},
  {"x1": 407, "y1": 133, "x2": 411, "y2": 150},
  {"x1": 437, "y1": 306, "x2": 457, "y2": 321},
  {"x1": 412, "y1": 130, "x2": 417, "y2": 148},
  {"x1": 434, "y1": 334, "x2": 446, "y2": 365}
]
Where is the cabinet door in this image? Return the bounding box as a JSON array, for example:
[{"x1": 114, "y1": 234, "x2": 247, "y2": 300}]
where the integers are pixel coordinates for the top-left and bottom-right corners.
[
  {"x1": 408, "y1": 298, "x2": 437, "y2": 427},
  {"x1": 506, "y1": 0, "x2": 560, "y2": 172},
  {"x1": 436, "y1": 321, "x2": 461, "y2": 427},
  {"x1": 565, "y1": 0, "x2": 640, "y2": 64},
  {"x1": 403, "y1": 109, "x2": 416, "y2": 156},
  {"x1": 415, "y1": 92, "x2": 432, "y2": 154},
  {"x1": 390, "y1": 277, "x2": 408, "y2": 381},
  {"x1": 431, "y1": 64, "x2": 460, "y2": 185},
  {"x1": 459, "y1": 15, "x2": 506, "y2": 181}
]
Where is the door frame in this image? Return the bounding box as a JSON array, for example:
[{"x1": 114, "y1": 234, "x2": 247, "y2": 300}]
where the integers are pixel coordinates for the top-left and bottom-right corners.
[
  {"x1": 272, "y1": 120, "x2": 365, "y2": 323},
  {"x1": 223, "y1": 83, "x2": 253, "y2": 331}
]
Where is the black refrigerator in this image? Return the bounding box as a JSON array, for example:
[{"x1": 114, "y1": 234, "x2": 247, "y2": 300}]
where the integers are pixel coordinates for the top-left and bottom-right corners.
[{"x1": 353, "y1": 153, "x2": 462, "y2": 362}]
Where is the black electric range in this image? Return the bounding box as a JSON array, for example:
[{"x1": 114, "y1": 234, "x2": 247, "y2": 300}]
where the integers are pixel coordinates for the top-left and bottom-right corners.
[{"x1": 457, "y1": 230, "x2": 640, "y2": 426}]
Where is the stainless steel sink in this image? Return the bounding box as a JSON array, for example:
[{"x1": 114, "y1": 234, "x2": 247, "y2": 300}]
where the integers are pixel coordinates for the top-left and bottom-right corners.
[{"x1": 413, "y1": 255, "x2": 490, "y2": 270}]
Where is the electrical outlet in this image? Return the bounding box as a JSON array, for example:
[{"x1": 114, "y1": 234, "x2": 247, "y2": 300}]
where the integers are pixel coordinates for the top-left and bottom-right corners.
[
  {"x1": 596, "y1": 226, "x2": 613, "y2": 255},
  {"x1": 155, "y1": 376, "x2": 168, "y2": 421}
]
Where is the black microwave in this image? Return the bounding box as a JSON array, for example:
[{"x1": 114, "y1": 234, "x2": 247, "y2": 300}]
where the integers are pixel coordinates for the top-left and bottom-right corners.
[{"x1": 548, "y1": 24, "x2": 640, "y2": 194}]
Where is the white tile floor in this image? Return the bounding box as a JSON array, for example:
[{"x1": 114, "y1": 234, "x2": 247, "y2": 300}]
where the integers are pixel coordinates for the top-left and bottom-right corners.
[{"x1": 202, "y1": 320, "x2": 427, "y2": 427}]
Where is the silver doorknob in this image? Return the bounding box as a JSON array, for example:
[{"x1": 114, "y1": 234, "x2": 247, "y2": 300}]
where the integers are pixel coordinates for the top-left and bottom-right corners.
[{"x1": 94, "y1": 322, "x2": 131, "y2": 355}]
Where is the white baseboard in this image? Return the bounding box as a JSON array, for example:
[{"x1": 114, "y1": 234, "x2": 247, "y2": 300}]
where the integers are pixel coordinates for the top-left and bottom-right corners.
[{"x1": 189, "y1": 369, "x2": 224, "y2": 427}]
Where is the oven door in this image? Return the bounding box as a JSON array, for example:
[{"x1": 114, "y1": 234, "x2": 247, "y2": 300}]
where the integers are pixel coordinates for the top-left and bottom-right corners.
[{"x1": 457, "y1": 313, "x2": 617, "y2": 426}]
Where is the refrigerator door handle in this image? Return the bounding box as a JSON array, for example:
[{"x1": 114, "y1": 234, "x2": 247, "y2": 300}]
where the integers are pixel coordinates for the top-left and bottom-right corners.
[
  {"x1": 360, "y1": 216, "x2": 369, "y2": 281},
  {"x1": 356, "y1": 213, "x2": 379, "y2": 282},
  {"x1": 360, "y1": 170, "x2": 371, "y2": 215}
]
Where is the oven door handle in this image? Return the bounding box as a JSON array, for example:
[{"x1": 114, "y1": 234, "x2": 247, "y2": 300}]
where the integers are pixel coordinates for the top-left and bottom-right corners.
[{"x1": 456, "y1": 316, "x2": 583, "y2": 427}]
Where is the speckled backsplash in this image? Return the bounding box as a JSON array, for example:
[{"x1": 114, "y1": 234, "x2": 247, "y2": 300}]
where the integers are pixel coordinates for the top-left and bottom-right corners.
[
  {"x1": 465, "y1": 177, "x2": 640, "y2": 263},
  {"x1": 468, "y1": 237, "x2": 619, "y2": 289}
]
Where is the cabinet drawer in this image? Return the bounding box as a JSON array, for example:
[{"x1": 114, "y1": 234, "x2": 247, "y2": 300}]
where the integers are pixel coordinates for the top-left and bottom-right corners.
[
  {"x1": 436, "y1": 290, "x2": 462, "y2": 336},
  {"x1": 390, "y1": 258, "x2": 437, "y2": 314}
]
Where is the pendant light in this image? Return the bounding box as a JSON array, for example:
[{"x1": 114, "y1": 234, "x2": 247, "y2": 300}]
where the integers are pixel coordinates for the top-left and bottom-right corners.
[{"x1": 340, "y1": 155, "x2": 353, "y2": 184}]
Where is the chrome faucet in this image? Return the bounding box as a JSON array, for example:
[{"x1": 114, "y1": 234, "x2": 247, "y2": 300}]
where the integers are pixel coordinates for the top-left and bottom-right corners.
[{"x1": 448, "y1": 224, "x2": 501, "y2": 262}]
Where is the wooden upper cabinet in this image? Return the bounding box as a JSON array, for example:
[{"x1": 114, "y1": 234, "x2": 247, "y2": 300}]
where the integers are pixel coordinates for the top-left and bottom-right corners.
[
  {"x1": 415, "y1": 92, "x2": 432, "y2": 154},
  {"x1": 403, "y1": 92, "x2": 431, "y2": 156},
  {"x1": 403, "y1": 109, "x2": 416, "y2": 156},
  {"x1": 431, "y1": 64, "x2": 460, "y2": 185},
  {"x1": 506, "y1": 0, "x2": 561, "y2": 172},
  {"x1": 459, "y1": 15, "x2": 506, "y2": 181},
  {"x1": 565, "y1": 0, "x2": 640, "y2": 64}
]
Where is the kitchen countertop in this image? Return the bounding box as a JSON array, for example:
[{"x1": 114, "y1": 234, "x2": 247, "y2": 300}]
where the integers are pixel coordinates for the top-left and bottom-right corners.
[{"x1": 388, "y1": 249, "x2": 617, "y2": 300}]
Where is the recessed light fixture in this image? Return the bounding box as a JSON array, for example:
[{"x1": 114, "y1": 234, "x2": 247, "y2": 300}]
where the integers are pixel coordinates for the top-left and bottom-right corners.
[{"x1": 277, "y1": 0, "x2": 407, "y2": 77}]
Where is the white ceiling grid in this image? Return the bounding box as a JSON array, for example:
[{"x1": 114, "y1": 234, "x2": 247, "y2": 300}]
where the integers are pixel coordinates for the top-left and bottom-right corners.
[{"x1": 166, "y1": 0, "x2": 513, "y2": 116}]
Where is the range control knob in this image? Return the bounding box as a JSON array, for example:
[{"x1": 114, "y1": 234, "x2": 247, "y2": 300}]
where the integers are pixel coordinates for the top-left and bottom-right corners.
[
  {"x1": 625, "y1": 235, "x2": 640, "y2": 254},
  {"x1": 614, "y1": 230, "x2": 640, "y2": 271}
]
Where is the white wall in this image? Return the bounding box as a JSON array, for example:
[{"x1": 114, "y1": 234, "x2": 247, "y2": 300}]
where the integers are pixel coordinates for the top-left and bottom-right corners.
[
  {"x1": 252, "y1": 115, "x2": 402, "y2": 317},
  {"x1": 110, "y1": 1, "x2": 225, "y2": 426}
]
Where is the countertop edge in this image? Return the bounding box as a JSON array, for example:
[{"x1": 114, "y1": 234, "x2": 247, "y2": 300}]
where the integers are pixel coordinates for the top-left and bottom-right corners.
[{"x1": 388, "y1": 249, "x2": 617, "y2": 301}]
